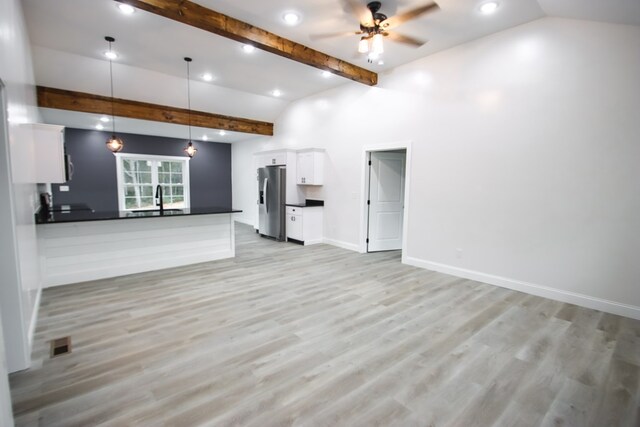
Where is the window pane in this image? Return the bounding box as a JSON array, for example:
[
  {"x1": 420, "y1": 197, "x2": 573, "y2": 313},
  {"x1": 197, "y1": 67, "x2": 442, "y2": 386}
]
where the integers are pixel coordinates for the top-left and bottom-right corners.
[
  {"x1": 173, "y1": 186, "x2": 183, "y2": 196},
  {"x1": 158, "y1": 162, "x2": 170, "y2": 173},
  {"x1": 171, "y1": 162, "x2": 182, "y2": 173},
  {"x1": 159, "y1": 173, "x2": 171, "y2": 184},
  {"x1": 141, "y1": 186, "x2": 153, "y2": 197},
  {"x1": 139, "y1": 197, "x2": 154, "y2": 209},
  {"x1": 125, "y1": 198, "x2": 138, "y2": 209},
  {"x1": 137, "y1": 161, "x2": 151, "y2": 173},
  {"x1": 171, "y1": 173, "x2": 182, "y2": 184},
  {"x1": 162, "y1": 185, "x2": 172, "y2": 197}
]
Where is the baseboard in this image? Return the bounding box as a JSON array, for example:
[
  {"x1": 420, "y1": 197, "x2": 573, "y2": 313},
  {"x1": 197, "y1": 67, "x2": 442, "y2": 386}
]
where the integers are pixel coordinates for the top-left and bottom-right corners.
[
  {"x1": 304, "y1": 238, "x2": 323, "y2": 246},
  {"x1": 403, "y1": 257, "x2": 640, "y2": 320},
  {"x1": 28, "y1": 287, "x2": 41, "y2": 350},
  {"x1": 322, "y1": 238, "x2": 360, "y2": 252}
]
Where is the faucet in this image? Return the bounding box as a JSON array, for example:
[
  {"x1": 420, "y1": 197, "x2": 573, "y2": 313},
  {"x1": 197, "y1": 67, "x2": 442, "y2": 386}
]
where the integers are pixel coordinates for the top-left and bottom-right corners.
[{"x1": 155, "y1": 185, "x2": 164, "y2": 213}]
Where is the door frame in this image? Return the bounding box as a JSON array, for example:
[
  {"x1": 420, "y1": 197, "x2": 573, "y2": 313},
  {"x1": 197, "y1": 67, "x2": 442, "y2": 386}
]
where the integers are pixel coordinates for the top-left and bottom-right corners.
[{"x1": 359, "y1": 141, "x2": 412, "y2": 260}]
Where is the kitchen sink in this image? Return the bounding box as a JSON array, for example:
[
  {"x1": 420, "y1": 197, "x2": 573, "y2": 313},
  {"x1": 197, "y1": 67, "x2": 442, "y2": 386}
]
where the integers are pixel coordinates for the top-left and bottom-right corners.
[{"x1": 127, "y1": 209, "x2": 185, "y2": 217}]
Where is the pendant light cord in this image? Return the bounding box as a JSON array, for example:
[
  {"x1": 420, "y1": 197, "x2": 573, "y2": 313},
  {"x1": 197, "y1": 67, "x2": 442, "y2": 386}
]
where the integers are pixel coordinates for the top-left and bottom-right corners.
[
  {"x1": 108, "y1": 39, "x2": 116, "y2": 135},
  {"x1": 186, "y1": 59, "x2": 192, "y2": 142}
]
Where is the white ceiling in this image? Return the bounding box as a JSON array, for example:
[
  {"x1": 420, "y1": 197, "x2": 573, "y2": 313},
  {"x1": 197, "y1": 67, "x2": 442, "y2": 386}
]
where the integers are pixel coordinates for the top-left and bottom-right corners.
[
  {"x1": 22, "y1": 0, "x2": 639, "y2": 141},
  {"x1": 40, "y1": 108, "x2": 267, "y2": 144}
]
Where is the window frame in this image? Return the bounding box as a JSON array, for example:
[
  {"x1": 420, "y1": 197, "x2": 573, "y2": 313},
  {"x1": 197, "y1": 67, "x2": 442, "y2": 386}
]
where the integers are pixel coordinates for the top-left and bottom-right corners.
[{"x1": 115, "y1": 153, "x2": 191, "y2": 211}]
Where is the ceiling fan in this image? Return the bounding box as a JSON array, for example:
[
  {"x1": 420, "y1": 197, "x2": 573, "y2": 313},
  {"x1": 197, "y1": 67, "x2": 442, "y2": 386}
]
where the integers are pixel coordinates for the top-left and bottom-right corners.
[{"x1": 312, "y1": 1, "x2": 441, "y2": 62}]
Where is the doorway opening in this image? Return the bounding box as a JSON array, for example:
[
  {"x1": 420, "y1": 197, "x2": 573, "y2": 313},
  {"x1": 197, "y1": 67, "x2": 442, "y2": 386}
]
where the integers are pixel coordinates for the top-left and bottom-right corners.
[{"x1": 360, "y1": 142, "x2": 411, "y2": 256}]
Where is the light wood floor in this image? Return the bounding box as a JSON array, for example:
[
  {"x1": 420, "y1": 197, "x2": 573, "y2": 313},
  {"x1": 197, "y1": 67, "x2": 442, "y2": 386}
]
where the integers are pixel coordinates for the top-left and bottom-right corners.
[{"x1": 9, "y1": 223, "x2": 640, "y2": 426}]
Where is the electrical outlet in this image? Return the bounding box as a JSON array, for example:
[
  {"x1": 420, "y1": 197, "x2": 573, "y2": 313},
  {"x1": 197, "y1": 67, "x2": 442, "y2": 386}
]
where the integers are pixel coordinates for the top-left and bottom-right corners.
[{"x1": 59, "y1": 185, "x2": 69, "y2": 192}]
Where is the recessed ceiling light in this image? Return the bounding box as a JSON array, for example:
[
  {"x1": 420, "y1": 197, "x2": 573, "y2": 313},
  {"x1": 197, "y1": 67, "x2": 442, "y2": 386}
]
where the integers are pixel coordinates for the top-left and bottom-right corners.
[
  {"x1": 202, "y1": 73, "x2": 214, "y2": 82},
  {"x1": 378, "y1": 60, "x2": 385, "y2": 65},
  {"x1": 242, "y1": 44, "x2": 255, "y2": 54},
  {"x1": 272, "y1": 89, "x2": 282, "y2": 97},
  {"x1": 104, "y1": 50, "x2": 118, "y2": 60},
  {"x1": 95, "y1": 123, "x2": 104, "y2": 130},
  {"x1": 100, "y1": 116, "x2": 110, "y2": 122},
  {"x1": 479, "y1": 1, "x2": 499, "y2": 15},
  {"x1": 321, "y1": 71, "x2": 332, "y2": 78},
  {"x1": 202, "y1": 135, "x2": 208, "y2": 141},
  {"x1": 283, "y1": 12, "x2": 301, "y2": 26},
  {"x1": 118, "y1": 4, "x2": 135, "y2": 15},
  {"x1": 219, "y1": 130, "x2": 226, "y2": 136}
]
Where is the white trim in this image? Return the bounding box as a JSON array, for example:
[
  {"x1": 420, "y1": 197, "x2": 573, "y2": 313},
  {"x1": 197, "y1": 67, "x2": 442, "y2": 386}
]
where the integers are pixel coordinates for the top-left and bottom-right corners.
[
  {"x1": 114, "y1": 153, "x2": 191, "y2": 162},
  {"x1": 115, "y1": 153, "x2": 191, "y2": 211},
  {"x1": 360, "y1": 141, "x2": 412, "y2": 254},
  {"x1": 322, "y1": 238, "x2": 360, "y2": 252},
  {"x1": 28, "y1": 288, "x2": 41, "y2": 349},
  {"x1": 304, "y1": 238, "x2": 323, "y2": 246},
  {"x1": 404, "y1": 257, "x2": 640, "y2": 320}
]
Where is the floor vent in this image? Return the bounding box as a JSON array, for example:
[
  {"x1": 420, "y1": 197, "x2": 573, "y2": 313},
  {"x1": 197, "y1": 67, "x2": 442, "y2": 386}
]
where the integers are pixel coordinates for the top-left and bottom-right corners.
[{"x1": 50, "y1": 337, "x2": 72, "y2": 358}]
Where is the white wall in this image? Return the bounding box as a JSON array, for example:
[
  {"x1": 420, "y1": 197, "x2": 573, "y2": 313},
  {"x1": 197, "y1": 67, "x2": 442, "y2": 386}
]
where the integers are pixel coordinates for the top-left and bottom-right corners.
[
  {"x1": 0, "y1": 312, "x2": 15, "y2": 426},
  {"x1": 0, "y1": 0, "x2": 43, "y2": 374},
  {"x1": 233, "y1": 17, "x2": 640, "y2": 319}
]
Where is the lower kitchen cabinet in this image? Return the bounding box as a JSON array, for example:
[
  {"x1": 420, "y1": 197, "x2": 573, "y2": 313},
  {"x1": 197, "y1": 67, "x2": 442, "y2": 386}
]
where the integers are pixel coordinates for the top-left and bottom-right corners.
[{"x1": 286, "y1": 206, "x2": 323, "y2": 245}]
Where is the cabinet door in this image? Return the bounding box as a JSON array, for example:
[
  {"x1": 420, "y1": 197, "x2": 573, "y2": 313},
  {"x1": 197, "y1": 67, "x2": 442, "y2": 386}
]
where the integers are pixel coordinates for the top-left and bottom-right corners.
[
  {"x1": 296, "y1": 152, "x2": 313, "y2": 185},
  {"x1": 287, "y1": 214, "x2": 303, "y2": 241},
  {"x1": 32, "y1": 124, "x2": 67, "y2": 183}
]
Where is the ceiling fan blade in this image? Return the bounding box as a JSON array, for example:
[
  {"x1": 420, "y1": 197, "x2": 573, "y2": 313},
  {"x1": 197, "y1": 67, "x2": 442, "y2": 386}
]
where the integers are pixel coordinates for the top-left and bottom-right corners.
[
  {"x1": 381, "y1": 2, "x2": 440, "y2": 30},
  {"x1": 342, "y1": 0, "x2": 375, "y2": 27},
  {"x1": 309, "y1": 31, "x2": 362, "y2": 41},
  {"x1": 387, "y1": 32, "x2": 427, "y2": 47}
]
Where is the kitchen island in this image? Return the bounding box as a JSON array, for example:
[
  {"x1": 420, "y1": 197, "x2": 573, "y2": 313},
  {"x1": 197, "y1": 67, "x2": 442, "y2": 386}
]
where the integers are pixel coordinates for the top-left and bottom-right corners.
[{"x1": 36, "y1": 207, "x2": 241, "y2": 287}]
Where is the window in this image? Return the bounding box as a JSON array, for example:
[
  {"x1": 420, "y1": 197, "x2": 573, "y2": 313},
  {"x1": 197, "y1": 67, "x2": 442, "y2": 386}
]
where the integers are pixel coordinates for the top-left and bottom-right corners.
[{"x1": 115, "y1": 154, "x2": 190, "y2": 211}]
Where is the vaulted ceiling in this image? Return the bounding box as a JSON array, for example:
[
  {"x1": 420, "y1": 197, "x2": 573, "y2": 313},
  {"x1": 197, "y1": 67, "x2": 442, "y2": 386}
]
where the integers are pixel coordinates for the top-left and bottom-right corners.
[{"x1": 22, "y1": 0, "x2": 640, "y2": 142}]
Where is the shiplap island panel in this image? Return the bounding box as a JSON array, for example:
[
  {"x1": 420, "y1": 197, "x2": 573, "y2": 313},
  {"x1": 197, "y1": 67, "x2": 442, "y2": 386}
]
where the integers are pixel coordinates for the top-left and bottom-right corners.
[{"x1": 37, "y1": 213, "x2": 237, "y2": 287}]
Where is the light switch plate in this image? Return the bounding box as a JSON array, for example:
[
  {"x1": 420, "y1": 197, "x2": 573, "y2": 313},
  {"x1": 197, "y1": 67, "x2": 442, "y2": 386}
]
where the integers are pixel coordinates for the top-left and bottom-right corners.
[{"x1": 59, "y1": 185, "x2": 69, "y2": 192}]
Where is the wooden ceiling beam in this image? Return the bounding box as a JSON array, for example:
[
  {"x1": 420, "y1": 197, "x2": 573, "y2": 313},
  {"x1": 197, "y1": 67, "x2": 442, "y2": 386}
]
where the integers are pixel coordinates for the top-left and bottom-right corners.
[
  {"x1": 37, "y1": 86, "x2": 273, "y2": 136},
  {"x1": 114, "y1": 0, "x2": 378, "y2": 86}
]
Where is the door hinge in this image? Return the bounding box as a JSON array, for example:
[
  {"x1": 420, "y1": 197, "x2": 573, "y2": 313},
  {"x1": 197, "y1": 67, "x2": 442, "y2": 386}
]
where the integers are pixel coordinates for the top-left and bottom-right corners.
[
  {"x1": 367, "y1": 200, "x2": 370, "y2": 205},
  {"x1": 366, "y1": 238, "x2": 369, "y2": 243},
  {"x1": 368, "y1": 160, "x2": 372, "y2": 166}
]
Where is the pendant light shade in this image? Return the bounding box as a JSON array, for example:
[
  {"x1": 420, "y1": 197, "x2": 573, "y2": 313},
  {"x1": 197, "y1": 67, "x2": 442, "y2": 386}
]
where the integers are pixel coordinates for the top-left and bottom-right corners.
[
  {"x1": 107, "y1": 136, "x2": 124, "y2": 153},
  {"x1": 104, "y1": 36, "x2": 124, "y2": 153},
  {"x1": 183, "y1": 57, "x2": 197, "y2": 158}
]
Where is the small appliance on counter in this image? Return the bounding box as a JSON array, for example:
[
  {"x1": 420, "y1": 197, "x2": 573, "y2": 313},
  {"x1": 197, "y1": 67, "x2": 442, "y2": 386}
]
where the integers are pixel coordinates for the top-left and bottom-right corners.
[{"x1": 39, "y1": 192, "x2": 52, "y2": 212}]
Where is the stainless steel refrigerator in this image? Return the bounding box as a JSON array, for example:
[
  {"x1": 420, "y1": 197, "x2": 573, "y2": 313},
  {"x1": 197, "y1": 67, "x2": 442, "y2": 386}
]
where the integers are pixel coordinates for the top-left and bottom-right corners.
[{"x1": 258, "y1": 166, "x2": 286, "y2": 241}]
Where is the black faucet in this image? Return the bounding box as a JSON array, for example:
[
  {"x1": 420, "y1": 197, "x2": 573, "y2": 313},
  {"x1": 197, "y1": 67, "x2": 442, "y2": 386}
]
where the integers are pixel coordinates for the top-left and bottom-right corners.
[{"x1": 155, "y1": 185, "x2": 164, "y2": 213}]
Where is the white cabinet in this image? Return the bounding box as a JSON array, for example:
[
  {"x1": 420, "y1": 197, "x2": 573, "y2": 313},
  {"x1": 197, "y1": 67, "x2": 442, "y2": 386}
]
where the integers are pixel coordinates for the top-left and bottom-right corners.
[
  {"x1": 256, "y1": 151, "x2": 288, "y2": 167},
  {"x1": 286, "y1": 206, "x2": 323, "y2": 245},
  {"x1": 29, "y1": 124, "x2": 67, "y2": 183},
  {"x1": 296, "y1": 149, "x2": 324, "y2": 185}
]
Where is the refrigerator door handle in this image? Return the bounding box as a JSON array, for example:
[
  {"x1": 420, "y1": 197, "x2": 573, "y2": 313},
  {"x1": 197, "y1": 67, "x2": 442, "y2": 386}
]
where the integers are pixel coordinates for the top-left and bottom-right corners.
[{"x1": 263, "y1": 178, "x2": 268, "y2": 213}]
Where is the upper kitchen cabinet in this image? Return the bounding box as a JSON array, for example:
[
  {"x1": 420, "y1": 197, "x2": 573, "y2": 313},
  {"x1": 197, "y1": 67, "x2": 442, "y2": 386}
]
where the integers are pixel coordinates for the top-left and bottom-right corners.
[
  {"x1": 27, "y1": 123, "x2": 69, "y2": 183},
  {"x1": 255, "y1": 149, "x2": 295, "y2": 168},
  {"x1": 296, "y1": 149, "x2": 324, "y2": 185}
]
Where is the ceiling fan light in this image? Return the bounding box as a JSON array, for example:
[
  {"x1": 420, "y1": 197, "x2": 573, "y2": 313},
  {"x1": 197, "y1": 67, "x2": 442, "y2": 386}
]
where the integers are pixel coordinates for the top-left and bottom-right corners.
[
  {"x1": 358, "y1": 37, "x2": 370, "y2": 53},
  {"x1": 372, "y1": 33, "x2": 384, "y2": 55}
]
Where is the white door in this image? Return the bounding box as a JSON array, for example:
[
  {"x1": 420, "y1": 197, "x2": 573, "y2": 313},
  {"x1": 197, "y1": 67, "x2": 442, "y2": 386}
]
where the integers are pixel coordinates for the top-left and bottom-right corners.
[{"x1": 368, "y1": 151, "x2": 406, "y2": 252}]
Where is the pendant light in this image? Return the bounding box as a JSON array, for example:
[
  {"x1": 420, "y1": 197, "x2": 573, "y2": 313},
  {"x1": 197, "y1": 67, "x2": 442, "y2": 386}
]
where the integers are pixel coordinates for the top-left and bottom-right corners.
[
  {"x1": 183, "y1": 57, "x2": 197, "y2": 158},
  {"x1": 104, "y1": 36, "x2": 124, "y2": 153}
]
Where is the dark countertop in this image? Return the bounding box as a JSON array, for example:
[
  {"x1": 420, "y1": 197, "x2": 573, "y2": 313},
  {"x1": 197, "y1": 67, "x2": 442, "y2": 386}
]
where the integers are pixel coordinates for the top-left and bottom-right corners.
[
  {"x1": 36, "y1": 206, "x2": 242, "y2": 224},
  {"x1": 286, "y1": 199, "x2": 324, "y2": 208}
]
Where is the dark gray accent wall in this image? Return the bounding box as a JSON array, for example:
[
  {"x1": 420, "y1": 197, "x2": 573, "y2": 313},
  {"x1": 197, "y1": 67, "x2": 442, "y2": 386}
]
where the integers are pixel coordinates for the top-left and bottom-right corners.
[{"x1": 52, "y1": 128, "x2": 231, "y2": 211}]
